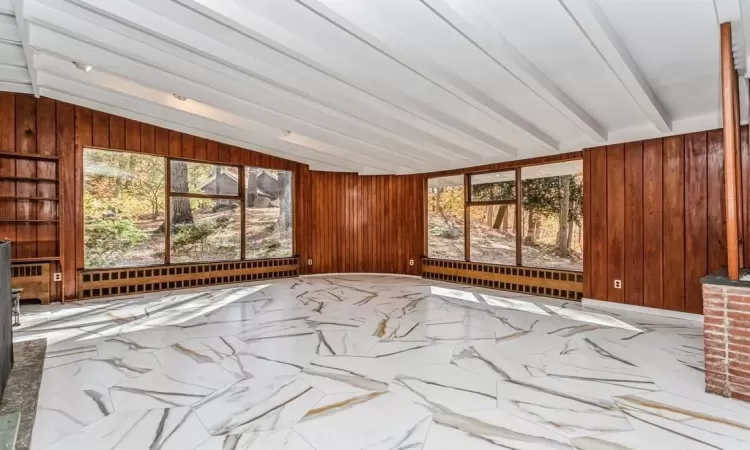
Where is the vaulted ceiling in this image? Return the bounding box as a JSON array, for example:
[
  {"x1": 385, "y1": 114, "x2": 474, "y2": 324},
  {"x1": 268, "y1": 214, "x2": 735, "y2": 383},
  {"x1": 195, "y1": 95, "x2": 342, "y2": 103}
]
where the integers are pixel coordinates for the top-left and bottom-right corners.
[{"x1": 0, "y1": 0, "x2": 744, "y2": 174}]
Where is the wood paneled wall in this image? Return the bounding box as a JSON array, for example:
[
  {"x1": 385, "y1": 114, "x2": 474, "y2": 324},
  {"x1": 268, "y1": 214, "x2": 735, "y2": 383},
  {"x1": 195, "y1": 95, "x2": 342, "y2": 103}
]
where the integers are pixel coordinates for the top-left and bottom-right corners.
[
  {"x1": 0, "y1": 93, "x2": 306, "y2": 301},
  {"x1": 299, "y1": 171, "x2": 424, "y2": 276},
  {"x1": 583, "y1": 127, "x2": 749, "y2": 314}
]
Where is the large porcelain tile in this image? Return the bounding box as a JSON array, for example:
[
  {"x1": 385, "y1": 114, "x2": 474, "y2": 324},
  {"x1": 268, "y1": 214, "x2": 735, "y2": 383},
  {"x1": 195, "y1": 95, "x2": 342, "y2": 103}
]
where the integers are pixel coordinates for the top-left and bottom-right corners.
[
  {"x1": 44, "y1": 407, "x2": 209, "y2": 450},
  {"x1": 423, "y1": 408, "x2": 572, "y2": 450},
  {"x1": 40, "y1": 353, "x2": 158, "y2": 396},
  {"x1": 44, "y1": 342, "x2": 98, "y2": 369},
  {"x1": 300, "y1": 355, "x2": 397, "y2": 394},
  {"x1": 94, "y1": 327, "x2": 190, "y2": 356},
  {"x1": 392, "y1": 364, "x2": 498, "y2": 412},
  {"x1": 219, "y1": 352, "x2": 305, "y2": 379},
  {"x1": 451, "y1": 342, "x2": 545, "y2": 381},
  {"x1": 614, "y1": 391, "x2": 750, "y2": 448},
  {"x1": 195, "y1": 430, "x2": 314, "y2": 450},
  {"x1": 32, "y1": 384, "x2": 113, "y2": 449},
  {"x1": 152, "y1": 336, "x2": 247, "y2": 369},
  {"x1": 109, "y1": 362, "x2": 235, "y2": 411},
  {"x1": 495, "y1": 376, "x2": 643, "y2": 438},
  {"x1": 193, "y1": 376, "x2": 323, "y2": 435},
  {"x1": 365, "y1": 341, "x2": 455, "y2": 368},
  {"x1": 294, "y1": 391, "x2": 431, "y2": 450}
]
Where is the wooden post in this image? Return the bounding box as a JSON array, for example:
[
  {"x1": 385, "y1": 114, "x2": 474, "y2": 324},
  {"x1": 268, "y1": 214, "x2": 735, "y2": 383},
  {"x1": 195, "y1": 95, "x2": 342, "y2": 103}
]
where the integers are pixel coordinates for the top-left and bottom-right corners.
[
  {"x1": 721, "y1": 22, "x2": 741, "y2": 280},
  {"x1": 464, "y1": 173, "x2": 470, "y2": 261},
  {"x1": 515, "y1": 168, "x2": 522, "y2": 266}
]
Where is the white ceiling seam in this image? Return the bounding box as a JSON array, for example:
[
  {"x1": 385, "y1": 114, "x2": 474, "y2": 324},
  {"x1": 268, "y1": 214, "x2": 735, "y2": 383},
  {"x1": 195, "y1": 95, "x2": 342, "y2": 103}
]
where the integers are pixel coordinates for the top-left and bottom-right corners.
[
  {"x1": 422, "y1": 0, "x2": 607, "y2": 143},
  {"x1": 559, "y1": 0, "x2": 672, "y2": 133},
  {"x1": 25, "y1": 2, "x2": 445, "y2": 171}
]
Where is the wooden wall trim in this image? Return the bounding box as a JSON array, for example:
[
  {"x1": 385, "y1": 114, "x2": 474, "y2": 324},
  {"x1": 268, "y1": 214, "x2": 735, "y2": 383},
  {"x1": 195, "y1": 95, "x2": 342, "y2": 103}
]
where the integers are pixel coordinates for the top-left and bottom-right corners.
[{"x1": 423, "y1": 151, "x2": 582, "y2": 178}]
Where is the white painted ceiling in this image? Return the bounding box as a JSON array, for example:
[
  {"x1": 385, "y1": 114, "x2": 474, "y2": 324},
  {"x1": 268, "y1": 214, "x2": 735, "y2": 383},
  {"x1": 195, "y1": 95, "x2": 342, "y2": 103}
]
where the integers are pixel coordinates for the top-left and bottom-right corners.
[{"x1": 0, "y1": 0, "x2": 744, "y2": 174}]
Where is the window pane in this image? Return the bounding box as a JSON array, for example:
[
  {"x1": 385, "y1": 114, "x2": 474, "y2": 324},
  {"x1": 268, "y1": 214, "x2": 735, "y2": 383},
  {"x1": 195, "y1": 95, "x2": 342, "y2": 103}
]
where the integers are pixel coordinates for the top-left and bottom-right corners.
[
  {"x1": 470, "y1": 171, "x2": 515, "y2": 202},
  {"x1": 83, "y1": 149, "x2": 166, "y2": 268},
  {"x1": 170, "y1": 198, "x2": 241, "y2": 263},
  {"x1": 427, "y1": 175, "x2": 464, "y2": 260},
  {"x1": 170, "y1": 160, "x2": 239, "y2": 196},
  {"x1": 469, "y1": 204, "x2": 516, "y2": 265},
  {"x1": 245, "y1": 168, "x2": 293, "y2": 259},
  {"x1": 521, "y1": 160, "x2": 583, "y2": 271}
]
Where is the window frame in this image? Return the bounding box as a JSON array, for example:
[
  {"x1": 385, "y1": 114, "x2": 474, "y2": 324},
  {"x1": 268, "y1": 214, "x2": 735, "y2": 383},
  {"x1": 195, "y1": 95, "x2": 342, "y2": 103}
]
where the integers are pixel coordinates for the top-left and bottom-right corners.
[
  {"x1": 425, "y1": 157, "x2": 583, "y2": 273},
  {"x1": 82, "y1": 147, "x2": 295, "y2": 269}
]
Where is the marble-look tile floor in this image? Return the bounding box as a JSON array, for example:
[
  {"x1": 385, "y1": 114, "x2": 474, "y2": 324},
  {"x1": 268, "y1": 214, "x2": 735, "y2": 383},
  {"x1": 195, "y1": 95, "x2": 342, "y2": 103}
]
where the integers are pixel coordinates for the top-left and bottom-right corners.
[{"x1": 13, "y1": 275, "x2": 750, "y2": 449}]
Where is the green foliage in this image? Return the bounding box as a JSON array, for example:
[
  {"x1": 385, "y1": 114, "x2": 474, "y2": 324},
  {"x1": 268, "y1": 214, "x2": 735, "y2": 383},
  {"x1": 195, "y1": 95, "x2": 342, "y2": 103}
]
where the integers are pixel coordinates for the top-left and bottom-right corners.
[
  {"x1": 172, "y1": 215, "x2": 231, "y2": 255},
  {"x1": 85, "y1": 218, "x2": 145, "y2": 267}
]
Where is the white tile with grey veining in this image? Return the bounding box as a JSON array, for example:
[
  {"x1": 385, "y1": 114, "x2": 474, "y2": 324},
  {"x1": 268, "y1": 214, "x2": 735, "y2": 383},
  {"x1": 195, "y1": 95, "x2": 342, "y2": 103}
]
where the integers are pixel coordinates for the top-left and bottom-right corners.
[
  {"x1": 423, "y1": 407, "x2": 572, "y2": 450},
  {"x1": 193, "y1": 376, "x2": 323, "y2": 435},
  {"x1": 294, "y1": 391, "x2": 431, "y2": 450},
  {"x1": 392, "y1": 364, "x2": 498, "y2": 413},
  {"x1": 194, "y1": 430, "x2": 315, "y2": 450},
  {"x1": 31, "y1": 383, "x2": 113, "y2": 450},
  {"x1": 109, "y1": 362, "x2": 236, "y2": 411},
  {"x1": 300, "y1": 355, "x2": 397, "y2": 394},
  {"x1": 22, "y1": 274, "x2": 750, "y2": 450},
  {"x1": 42, "y1": 407, "x2": 209, "y2": 450},
  {"x1": 152, "y1": 336, "x2": 247, "y2": 369}
]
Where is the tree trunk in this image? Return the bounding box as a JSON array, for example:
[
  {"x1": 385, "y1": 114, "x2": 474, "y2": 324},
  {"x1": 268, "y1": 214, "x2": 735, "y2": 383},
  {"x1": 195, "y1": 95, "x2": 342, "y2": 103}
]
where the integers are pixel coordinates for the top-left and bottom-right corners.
[
  {"x1": 525, "y1": 208, "x2": 536, "y2": 244},
  {"x1": 171, "y1": 161, "x2": 193, "y2": 225},
  {"x1": 485, "y1": 205, "x2": 494, "y2": 227},
  {"x1": 493, "y1": 205, "x2": 508, "y2": 229},
  {"x1": 246, "y1": 171, "x2": 258, "y2": 207},
  {"x1": 277, "y1": 171, "x2": 292, "y2": 230},
  {"x1": 556, "y1": 176, "x2": 571, "y2": 255},
  {"x1": 566, "y1": 219, "x2": 575, "y2": 249}
]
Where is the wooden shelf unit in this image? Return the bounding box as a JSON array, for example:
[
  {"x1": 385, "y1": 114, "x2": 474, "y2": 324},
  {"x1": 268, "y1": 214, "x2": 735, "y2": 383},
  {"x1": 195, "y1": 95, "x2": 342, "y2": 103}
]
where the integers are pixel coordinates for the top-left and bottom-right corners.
[{"x1": 2, "y1": 149, "x2": 65, "y2": 302}]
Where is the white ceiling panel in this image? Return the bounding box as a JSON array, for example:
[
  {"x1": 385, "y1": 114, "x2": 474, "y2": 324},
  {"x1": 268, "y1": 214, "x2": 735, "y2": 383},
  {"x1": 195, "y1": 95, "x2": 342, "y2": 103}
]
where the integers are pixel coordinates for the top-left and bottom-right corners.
[{"x1": 0, "y1": 0, "x2": 737, "y2": 173}]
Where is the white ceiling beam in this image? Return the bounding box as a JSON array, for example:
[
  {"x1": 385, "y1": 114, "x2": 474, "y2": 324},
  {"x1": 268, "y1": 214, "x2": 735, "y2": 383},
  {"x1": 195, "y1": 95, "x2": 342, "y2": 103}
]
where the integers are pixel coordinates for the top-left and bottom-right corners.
[
  {"x1": 0, "y1": 13, "x2": 18, "y2": 41},
  {"x1": 559, "y1": 0, "x2": 671, "y2": 132},
  {"x1": 37, "y1": 75, "x2": 362, "y2": 173},
  {"x1": 0, "y1": 63, "x2": 28, "y2": 82},
  {"x1": 0, "y1": 0, "x2": 12, "y2": 15},
  {"x1": 10, "y1": 0, "x2": 37, "y2": 96},
  {"x1": 293, "y1": 0, "x2": 542, "y2": 153},
  {"x1": 27, "y1": 24, "x2": 427, "y2": 173},
  {"x1": 0, "y1": 79, "x2": 30, "y2": 93},
  {"x1": 27, "y1": 0, "x2": 454, "y2": 171},
  {"x1": 422, "y1": 0, "x2": 606, "y2": 143},
  {"x1": 170, "y1": 0, "x2": 514, "y2": 159}
]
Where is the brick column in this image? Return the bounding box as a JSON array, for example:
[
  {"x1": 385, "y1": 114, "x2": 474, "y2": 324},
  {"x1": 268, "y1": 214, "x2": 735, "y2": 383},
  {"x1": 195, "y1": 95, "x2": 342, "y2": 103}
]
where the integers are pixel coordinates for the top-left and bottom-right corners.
[{"x1": 703, "y1": 280, "x2": 750, "y2": 402}]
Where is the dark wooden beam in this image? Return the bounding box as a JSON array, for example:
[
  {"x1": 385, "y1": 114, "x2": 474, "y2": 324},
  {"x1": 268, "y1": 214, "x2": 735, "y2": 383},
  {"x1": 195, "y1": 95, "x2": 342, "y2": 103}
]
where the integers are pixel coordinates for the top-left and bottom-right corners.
[{"x1": 721, "y1": 22, "x2": 741, "y2": 280}]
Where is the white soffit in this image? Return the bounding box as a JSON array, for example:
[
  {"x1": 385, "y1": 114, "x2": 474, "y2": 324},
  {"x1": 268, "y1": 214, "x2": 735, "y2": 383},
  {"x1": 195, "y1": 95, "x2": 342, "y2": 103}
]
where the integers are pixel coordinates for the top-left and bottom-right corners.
[{"x1": 0, "y1": 0, "x2": 735, "y2": 174}]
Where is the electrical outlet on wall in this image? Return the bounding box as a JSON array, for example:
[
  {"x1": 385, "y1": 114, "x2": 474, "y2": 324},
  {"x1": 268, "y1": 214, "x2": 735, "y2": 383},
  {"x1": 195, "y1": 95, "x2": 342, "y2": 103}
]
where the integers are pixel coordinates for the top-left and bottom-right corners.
[
  {"x1": 307, "y1": 259, "x2": 313, "y2": 266},
  {"x1": 409, "y1": 259, "x2": 414, "y2": 266},
  {"x1": 53, "y1": 273, "x2": 62, "y2": 282},
  {"x1": 614, "y1": 279, "x2": 622, "y2": 289}
]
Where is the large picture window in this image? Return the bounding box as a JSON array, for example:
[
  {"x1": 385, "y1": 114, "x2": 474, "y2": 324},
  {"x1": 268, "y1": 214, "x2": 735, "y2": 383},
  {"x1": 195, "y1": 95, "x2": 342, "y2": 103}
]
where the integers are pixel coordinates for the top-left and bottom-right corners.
[
  {"x1": 83, "y1": 149, "x2": 166, "y2": 268},
  {"x1": 245, "y1": 168, "x2": 293, "y2": 259},
  {"x1": 521, "y1": 161, "x2": 583, "y2": 271},
  {"x1": 425, "y1": 159, "x2": 583, "y2": 272},
  {"x1": 83, "y1": 148, "x2": 295, "y2": 269},
  {"x1": 426, "y1": 175, "x2": 464, "y2": 260}
]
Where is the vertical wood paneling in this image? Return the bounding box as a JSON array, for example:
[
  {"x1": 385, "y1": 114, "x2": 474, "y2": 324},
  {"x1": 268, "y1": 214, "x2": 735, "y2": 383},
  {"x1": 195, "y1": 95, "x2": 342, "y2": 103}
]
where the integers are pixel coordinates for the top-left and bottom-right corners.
[
  {"x1": 588, "y1": 147, "x2": 608, "y2": 300},
  {"x1": 75, "y1": 107, "x2": 92, "y2": 271},
  {"x1": 194, "y1": 137, "x2": 207, "y2": 161},
  {"x1": 182, "y1": 135, "x2": 195, "y2": 159},
  {"x1": 624, "y1": 141, "x2": 644, "y2": 306},
  {"x1": 706, "y1": 129, "x2": 726, "y2": 275},
  {"x1": 141, "y1": 124, "x2": 155, "y2": 155},
  {"x1": 684, "y1": 132, "x2": 708, "y2": 314},
  {"x1": 58, "y1": 101, "x2": 75, "y2": 299},
  {"x1": 36, "y1": 98, "x2": 57, "y2": 258},
  {"x1": 92, "y1": 111, "x2": 109, "y2": 148},
  {"x1": 606, "y1": 144, "x2": 625, "y2": 303},
  {"x1": 109, "y1": 116, "x2": 125, "y2": 150},
  {"x1": 0, "y1": 93, "x2": 14, "y2": 258},
  {"x1": 15, "y1": 95, "x2": 37, "y2": 259},
  {"x1": 743, "y1": 126, "x2": 750, "y2": 266},
  {"x1": 642, "y1": 139, "x2": 663, "y2": 309},
  {"x1": 169, "y1": 131, "x2": 181, "y2": 157},
  {"x1": 154, "y1": 127, "x2": 169, "y2": 156},
  {"x1": 662, "y1": 135, "x2": 686, "y2": 312},
  {"x1": 124, "y1": 119, "x2": 140, "y2": 152}
]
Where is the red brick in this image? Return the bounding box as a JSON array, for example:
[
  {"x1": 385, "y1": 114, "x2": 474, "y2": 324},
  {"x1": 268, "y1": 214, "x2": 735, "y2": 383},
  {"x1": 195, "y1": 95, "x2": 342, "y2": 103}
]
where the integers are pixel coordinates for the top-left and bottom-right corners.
[
  {"x1": 731, "y1": 391, "x2": 750, "y2": 402},
  {"x1": 703, "y1": 284, "x2": 725, "y2": 294},
  {"x1": 704, "y1": 316, "x2": 726, "y2": 328},
  {"x1": 729, "y1": 366, "x2": 750, "y2": 380},
  {"x1": 723, "y1": 286, "x2": 750, "y2": 296}
]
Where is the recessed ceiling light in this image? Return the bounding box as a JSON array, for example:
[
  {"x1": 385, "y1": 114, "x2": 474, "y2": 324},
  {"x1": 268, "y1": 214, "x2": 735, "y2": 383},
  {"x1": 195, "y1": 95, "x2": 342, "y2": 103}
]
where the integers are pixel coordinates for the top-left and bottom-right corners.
[
  {"x1": 73, "y1": 61, "x2": 92, "y2": 72},
  {"x1": 172, "y1": 93, "x2": 188, "y2": 101}
]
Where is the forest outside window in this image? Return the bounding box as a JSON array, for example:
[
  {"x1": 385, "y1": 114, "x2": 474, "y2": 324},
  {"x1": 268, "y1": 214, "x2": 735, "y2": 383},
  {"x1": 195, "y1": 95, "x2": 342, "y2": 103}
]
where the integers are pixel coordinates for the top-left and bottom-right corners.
[
  {"x1": 170, "y1": 160, "x2": 242, "y2": 263},
  {"x1": 245, "y1": 168, "x2": 293, "y2": 259},
  {"x1": 470, "y1": 171, "x2": 515, "y2": 202},
  {"x1": 426, "y1": 175, "x2": 464, "y2": 260},
  {"x1": 83, "y1": 149, "x2": 166, "y2": 268},
  {"x1": 521, "y1": 161, "x2": 583, "y2": 271}
]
